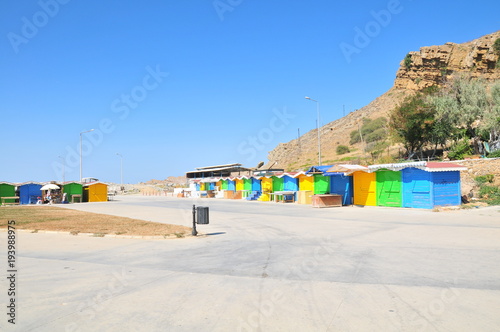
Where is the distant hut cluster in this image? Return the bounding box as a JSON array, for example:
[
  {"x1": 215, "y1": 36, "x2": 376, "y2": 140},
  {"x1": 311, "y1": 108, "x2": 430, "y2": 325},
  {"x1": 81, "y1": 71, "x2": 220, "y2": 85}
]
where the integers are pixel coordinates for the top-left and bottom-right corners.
[
  {"x1": 179, "y1": 162, "x2": 466, "y2": 209},
  {"x1": 0, "y1": 178, "x2": 109, "y2": 206}
]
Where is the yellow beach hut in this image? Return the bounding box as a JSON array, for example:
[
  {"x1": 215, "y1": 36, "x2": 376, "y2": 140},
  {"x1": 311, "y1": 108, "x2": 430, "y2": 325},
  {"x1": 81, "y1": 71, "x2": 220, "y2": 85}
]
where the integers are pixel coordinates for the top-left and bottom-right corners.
[
  {"x1": 353, "y1": 171, "x2": 376, "y2": 206},
  {"x1": 83, "y1": 182, "x2": 108, "y2": 202},
  {"x1": 258, "y1": 177, "x2": 273, "y2": 201}
]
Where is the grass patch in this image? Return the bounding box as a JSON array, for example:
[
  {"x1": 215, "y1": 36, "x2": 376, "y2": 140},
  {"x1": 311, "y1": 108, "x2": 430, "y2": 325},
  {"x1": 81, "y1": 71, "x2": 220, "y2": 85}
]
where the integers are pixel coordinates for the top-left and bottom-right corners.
[
  {"x1": 0, "y1": 206, "x2": 191, "y2": 237},
  {"x1": 339, "y1": 156, "x2": 357, "y2": 161},
  {"x1": 477, "y1": 184, "x2": 500, "y2": 206}
]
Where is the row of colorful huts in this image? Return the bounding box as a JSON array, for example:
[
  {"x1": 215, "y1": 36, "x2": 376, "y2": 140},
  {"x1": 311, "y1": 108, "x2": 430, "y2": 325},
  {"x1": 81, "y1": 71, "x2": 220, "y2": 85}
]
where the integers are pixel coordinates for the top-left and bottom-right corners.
[
  {"x1": 190, "y1": 161, "x2": 466, "y2": 209},
  {"x1": 0, "y1": 181, "x2": 109, "y2": 205}
]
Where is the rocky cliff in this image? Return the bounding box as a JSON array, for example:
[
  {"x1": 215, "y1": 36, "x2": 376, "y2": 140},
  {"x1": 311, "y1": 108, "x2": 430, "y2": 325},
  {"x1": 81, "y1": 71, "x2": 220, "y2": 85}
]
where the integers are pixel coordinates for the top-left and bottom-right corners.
[
  {"x1": 265, "y1": 31, "x2": 500, "y2": 171},
  {"x1": 396, "y1": 31, "x2": 500, "y2": 90}
]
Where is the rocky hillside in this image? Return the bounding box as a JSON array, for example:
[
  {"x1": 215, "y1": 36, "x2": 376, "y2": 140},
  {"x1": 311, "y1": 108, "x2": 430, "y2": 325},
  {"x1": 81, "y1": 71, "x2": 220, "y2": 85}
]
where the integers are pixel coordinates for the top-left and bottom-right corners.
[{"x1": 265, "y1": 31, "x2": 500, "y2": 171}]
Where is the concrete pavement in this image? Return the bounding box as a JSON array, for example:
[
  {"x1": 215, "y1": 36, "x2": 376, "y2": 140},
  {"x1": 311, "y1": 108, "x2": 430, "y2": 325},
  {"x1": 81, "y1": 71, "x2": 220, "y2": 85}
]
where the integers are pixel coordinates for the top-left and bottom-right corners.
[{"x1": 1, "y1": 195, "x2": 499, "y2": 331}]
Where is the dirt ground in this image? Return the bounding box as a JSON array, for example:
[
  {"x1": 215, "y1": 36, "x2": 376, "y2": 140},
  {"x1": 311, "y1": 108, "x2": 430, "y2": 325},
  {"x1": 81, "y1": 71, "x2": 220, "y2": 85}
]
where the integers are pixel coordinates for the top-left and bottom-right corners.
[{"x1": 0, "y1": 205, "x2": 191, "y2": 237}]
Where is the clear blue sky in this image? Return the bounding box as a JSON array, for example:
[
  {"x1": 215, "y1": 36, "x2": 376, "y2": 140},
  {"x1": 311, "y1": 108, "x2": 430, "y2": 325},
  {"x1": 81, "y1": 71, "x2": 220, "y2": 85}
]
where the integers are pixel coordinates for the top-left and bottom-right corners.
[{"x1": 1, "y1": 0, "x2": 499, "y2": 183}]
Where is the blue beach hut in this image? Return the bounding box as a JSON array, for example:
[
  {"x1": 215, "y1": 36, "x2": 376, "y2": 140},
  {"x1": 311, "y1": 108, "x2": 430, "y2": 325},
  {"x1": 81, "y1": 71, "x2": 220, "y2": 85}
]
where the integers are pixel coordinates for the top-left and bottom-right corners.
[
  {"x1": 19, "y1": 182, "x2": 42, "y2": 204},
  {"x1": 251, "y1": 177, "x2": 261, "y2": 191},
  {"x1": 283, "y1": 175, "x2": 299, "y2": 191},
  {"x1": 327, "y1": 174, "x2": 353, "y2": 205},
  {"x1": 227, "y1": 179, "x2": 236, "y2": 191}
]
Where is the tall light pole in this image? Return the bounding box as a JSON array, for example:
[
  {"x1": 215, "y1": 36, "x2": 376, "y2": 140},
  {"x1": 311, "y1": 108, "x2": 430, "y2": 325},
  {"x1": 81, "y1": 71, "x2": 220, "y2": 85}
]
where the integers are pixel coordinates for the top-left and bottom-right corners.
[
  {"x1": 305, "y1": 96, "x2": 322, "y2": 166},
  {"x1": 116, "y1": 153, "x2": 123, "y2": 191},
  {"x1": 80, "y1": 129, "x2": 94, "y2": 183}
]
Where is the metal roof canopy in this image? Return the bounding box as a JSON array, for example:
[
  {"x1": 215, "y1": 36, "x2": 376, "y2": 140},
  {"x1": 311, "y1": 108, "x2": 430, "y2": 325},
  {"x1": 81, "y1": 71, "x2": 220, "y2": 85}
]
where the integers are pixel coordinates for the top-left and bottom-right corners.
[
  {"x1": 195, "y1": 163, "x2": 242, "y2": 170},
  {"x1": 186, "y1": 164, "x2": 251, "y2": 179},
  {"x1": 368, "y1": 161, "x2": 466, "y2": 173}
]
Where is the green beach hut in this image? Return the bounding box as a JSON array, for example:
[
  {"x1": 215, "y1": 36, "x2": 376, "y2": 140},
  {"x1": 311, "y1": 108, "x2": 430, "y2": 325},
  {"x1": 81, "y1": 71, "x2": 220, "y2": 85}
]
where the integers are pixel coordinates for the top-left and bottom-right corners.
[
  {"x1": 63, "y1": 182, "x2": 83, "y2": 203},
  {"x1": 0, "y1": 182, "x2": 16, "y2": 205},
  {"x1": 376, "y1": 169, "x2": 403, "y2": 207}
]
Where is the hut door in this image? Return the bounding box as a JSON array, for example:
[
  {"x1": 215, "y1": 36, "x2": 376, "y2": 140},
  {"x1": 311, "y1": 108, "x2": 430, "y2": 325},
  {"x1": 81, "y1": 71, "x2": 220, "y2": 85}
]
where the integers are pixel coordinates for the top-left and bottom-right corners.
[
  {"x1": 354, "y1": 172, "x2": 376, "y2": 206},
  {"x1": 377, "y1": 171, "x2": 402, "y2": 207},
  {"x1": 432, "y1": 172, "x2": 460, "y2": 207},
  {"x1": 314, "y1": 175, "x2": 330, "y2": 194},
  {"x1": 330, "y1": 175, "x2": 353, "y2": 205},
  {"x1": 403, "y1": 168, "x2": 432, "y2": 209}
]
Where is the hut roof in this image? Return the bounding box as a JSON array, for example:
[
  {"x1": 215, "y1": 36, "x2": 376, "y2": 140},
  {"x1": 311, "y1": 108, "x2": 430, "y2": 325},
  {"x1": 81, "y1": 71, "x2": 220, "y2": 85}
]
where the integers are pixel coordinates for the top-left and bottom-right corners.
[
  {"x1": 305, "y1": 165, "x2": 335, "y2": 174},
  {"x1": 368, "y1": 161, "x2": 466, "y2": 173},
  {"x1": 325, "y1": 165, "x2": 369, "y2": 175}
]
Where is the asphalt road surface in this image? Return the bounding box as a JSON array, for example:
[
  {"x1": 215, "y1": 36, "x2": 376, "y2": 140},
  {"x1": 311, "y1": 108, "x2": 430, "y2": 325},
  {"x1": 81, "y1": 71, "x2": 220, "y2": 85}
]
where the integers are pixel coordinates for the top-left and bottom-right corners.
[{"x1": 1, "y1": 195, "x2": 499, "y2": 331}]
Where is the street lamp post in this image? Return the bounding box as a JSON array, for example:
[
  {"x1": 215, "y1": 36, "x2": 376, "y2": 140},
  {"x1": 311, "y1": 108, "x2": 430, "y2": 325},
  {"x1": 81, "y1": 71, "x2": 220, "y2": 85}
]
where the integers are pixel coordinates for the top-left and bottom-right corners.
[
  {"x1": 116, "y1": 153, "x2": 123, "y2": 191},
  {"x1": 80, "y1": 129, "x2": 95, "y2": 183},
  {"x1": 305, "y1": 96, "x2": 322, "y2": 166}
]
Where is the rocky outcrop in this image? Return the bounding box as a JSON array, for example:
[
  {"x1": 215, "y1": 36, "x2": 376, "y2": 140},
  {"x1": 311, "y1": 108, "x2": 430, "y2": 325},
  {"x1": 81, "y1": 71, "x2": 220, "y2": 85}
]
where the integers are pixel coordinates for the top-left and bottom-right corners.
[{"x1": 395, "y1": 31, "x2": 500, "y2": 90}]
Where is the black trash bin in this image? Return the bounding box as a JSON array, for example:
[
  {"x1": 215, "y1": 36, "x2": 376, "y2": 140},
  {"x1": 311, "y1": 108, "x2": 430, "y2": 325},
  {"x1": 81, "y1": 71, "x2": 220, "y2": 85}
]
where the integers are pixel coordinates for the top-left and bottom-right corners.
[{"x1": 196, "y1": 206, "x2": 209, "y2": 224}]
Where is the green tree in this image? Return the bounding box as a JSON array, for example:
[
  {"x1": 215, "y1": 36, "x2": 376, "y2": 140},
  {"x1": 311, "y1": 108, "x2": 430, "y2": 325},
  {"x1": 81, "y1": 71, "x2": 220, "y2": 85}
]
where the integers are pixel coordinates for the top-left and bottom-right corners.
[
  {"x1": 427, "y1": 91, "x2": 460, "y2": 154},
  {"x1": 429, "y1": 74, "x2": 491, "y2": 153},
  {"x1": 479, "y1": 81, "x2": 500, "y2": 144},
  {"x1": 389, "y1": 92, "x2": 436, "y2": 158}
]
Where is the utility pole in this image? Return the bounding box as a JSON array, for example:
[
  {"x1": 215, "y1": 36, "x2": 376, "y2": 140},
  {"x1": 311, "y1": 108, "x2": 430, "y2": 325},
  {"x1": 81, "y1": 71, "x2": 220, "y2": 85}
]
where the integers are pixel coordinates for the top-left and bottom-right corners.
[{"x1": 298, "y1": 128, "x2": 301, "y2": 152}]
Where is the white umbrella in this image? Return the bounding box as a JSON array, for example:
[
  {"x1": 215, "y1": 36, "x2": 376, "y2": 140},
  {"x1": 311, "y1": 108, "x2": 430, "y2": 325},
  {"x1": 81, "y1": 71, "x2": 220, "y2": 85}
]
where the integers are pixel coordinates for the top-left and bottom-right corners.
[{"x1": 41, "y1": 184, "x2": 60, "y2": 190}]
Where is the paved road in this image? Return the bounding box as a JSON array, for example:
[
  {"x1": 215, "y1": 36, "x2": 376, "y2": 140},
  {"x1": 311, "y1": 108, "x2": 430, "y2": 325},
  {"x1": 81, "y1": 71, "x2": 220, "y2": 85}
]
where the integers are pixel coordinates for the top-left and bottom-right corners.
[{"x1": 1, "y1": 195, "x2": 500, "y2": 331}]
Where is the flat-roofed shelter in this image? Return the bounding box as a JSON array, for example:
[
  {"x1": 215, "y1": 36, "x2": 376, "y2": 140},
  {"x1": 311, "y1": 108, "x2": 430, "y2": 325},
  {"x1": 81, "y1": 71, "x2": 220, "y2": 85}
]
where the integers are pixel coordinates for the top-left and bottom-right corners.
[{"x1": 186, "y1": 163, "x2": 252, "y2": 179}]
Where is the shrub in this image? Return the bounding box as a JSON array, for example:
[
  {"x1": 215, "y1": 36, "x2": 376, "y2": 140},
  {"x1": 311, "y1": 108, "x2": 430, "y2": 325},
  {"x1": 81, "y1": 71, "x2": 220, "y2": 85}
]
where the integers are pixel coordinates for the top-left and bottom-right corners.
[
  {"x1": 350, "y1": 130, "x2": 361, "y2": 145},
  {"x1": 336, "y1": 145, "x2": 350, "y2": 155},
  {"x1": 350, "y1": 117, "x2": 387, "y2": 145},
  {"x1": 474, "y1": 172, "x2": 500, "y2": 206},
  {"x1": 447, "y1": 139, "x2": 472, "y2": 160},
  {"x1": 479, "y1": 185, "x2": 500, "y2": 199},
  {"x1": 365, "y1": 127, "x2": 387, "y2": 143},
  {"x1": 488, "y1": 149, "x2": 500, "y2": 158},
  {"x1": 362, "y1": 117, "x2": 387, "y2": 135},
  {"x1": 494, "y1": 38, "x2": 500, "y2": 54},
  {"x1": 404, "y1": 53, "x2": 412, "y2": 70},
  {"x1": 475, "y1": 174, "x2": 494, "y2": 185}
]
